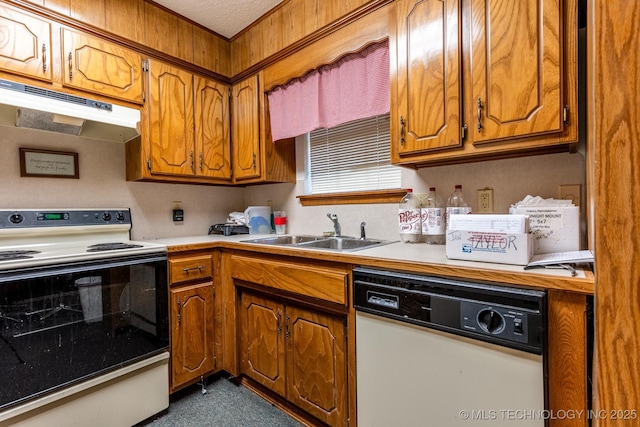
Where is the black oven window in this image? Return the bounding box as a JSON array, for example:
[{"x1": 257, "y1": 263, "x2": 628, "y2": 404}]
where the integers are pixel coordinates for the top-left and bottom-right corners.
[{"x1": 0, "y1": 259, "x2": 168, "y2": 410}]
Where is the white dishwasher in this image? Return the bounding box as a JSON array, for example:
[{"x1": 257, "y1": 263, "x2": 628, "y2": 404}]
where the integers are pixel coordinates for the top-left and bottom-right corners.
[{"x1": 353, "y1": 268, "x2": 547, "y2": 427}]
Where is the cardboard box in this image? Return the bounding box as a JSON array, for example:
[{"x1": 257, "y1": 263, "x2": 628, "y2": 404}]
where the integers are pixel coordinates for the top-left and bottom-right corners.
[
  {"x1": 510, "y1": 206, "x2": 579, "y2": 254},
  {"x1": 446, "y1": 230, "x2": 533, "y2": 265},
  {"x1": 448, "y1": 214, "x2": 529, "y2": 233}
]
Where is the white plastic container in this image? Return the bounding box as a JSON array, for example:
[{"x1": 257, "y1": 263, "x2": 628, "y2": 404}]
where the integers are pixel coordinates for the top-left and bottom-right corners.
[
  {"x1": 398, "y1": 189, "x2": 421, "y2": 243},
  {"x1": 75, "y1": 276, "x2": 103, "y2": 323}
]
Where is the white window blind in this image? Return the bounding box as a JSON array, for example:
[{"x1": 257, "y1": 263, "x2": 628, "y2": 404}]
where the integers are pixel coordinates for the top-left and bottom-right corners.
[{"x1": 308, "y1": 113, "x2": 400, "y2": 194}]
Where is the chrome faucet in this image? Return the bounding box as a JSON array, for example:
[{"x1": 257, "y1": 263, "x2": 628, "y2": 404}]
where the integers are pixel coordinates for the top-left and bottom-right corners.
[
  {"x1": 360, "y1": 222, "x2": 366, "y2": 240},
  {"x1": 327, "y1": 213, "x2": 341, "y2": 236}
]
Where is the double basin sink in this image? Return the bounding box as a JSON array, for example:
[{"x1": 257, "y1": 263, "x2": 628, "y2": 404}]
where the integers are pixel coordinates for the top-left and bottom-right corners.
[{"x1": 241, "y1": 235, "x2": 392, "y2": 252}]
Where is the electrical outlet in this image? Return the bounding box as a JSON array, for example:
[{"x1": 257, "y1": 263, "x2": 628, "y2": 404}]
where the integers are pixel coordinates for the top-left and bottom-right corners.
[
  {"x1": 477, "y1": 188, "x2": 494, "y2": 213},
  {"x1": 172, "y1": 201, "x2": 184, "y2": 222},
  {"x1": 559, "y1": 184, "x2": 581, "y2": 207}
]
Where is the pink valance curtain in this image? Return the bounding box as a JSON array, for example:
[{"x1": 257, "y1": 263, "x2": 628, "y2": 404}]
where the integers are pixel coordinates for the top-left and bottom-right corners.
[{"x1": 266, "y1": 41, "x2": 389, "y2": 142}]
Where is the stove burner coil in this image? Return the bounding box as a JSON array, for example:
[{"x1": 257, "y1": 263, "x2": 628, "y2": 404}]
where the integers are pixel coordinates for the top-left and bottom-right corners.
[{"x1": 86, "y1": 242, "x2": 144, "y2": 252}]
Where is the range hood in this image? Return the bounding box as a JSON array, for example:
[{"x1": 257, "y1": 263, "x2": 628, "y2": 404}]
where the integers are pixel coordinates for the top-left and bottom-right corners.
[{"x1": 0, "y1": 78, "x2": 140, "y2": 143}]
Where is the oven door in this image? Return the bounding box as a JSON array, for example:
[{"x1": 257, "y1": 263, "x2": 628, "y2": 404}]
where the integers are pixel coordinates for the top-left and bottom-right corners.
[{"x1": 0, "y1": 254, "x2": 168, "y2": 410}]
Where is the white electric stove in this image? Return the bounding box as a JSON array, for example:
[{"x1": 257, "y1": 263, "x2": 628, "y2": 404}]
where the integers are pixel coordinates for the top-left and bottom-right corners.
[{"x1": 0, "y1": 208, "x2": 170, "y2": 427}]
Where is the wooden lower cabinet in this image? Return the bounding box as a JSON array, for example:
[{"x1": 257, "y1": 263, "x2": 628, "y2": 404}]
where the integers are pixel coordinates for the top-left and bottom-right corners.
[
  {"x1": 239, "y1": 290, "x2": 348, "y2": 426},
  {"x1": 170, "y1": 281, "x2": 215, "y2": 392}
]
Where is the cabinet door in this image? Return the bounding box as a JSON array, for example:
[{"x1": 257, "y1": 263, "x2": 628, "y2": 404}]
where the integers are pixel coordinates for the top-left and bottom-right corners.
[
  {"x1": 239, "y1": 292, "x2": 286, "y2": 396},
  {"x1": 286, "y1": 305, "x2": 347, "y2": 426},
  {"x1": 170, "y1": 282, "x2": 215, "y2": 391},
  {"x1": 62, "y1": 28, "x2": 144, "y2": 104},
  {"x1": 147, "y1": 59, "x2": 195, "y2": 176},
  {"x1": 469, "y1": 0, "x2": 563, "y2": 143},
  {"x1": 232, "y1": 74, "x2": 262, "y2": 181},
  {"x1": 391, "y1": 0, "x2": 462, "y2": 161},
  {"x1": 0, "y1": 4, "x2": 52, "y2": 82},
  {"x1": 194, "y1": 76, "x2": 232, "y2": 180}
]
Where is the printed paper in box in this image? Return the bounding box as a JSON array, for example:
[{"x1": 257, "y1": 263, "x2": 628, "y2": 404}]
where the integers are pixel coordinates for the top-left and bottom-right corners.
[
  {"x1": 446, "y1": 230, "x2": 533, "y2": 265},
  {"x1": 510, "y1": 206, "x2": 579, "y2": 254}
]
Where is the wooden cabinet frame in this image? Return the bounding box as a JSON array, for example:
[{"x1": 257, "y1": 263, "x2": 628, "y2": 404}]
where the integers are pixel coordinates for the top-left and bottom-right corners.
[
  {"x1": 168, "y1": 252, "x2": 219, "y2": 393},
  {"x1": 390, "y1": 0, "x2": 579, "y2": 167}
]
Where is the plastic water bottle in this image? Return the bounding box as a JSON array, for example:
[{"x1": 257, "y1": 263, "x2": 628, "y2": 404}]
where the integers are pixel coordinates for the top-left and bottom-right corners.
[
  {"x1": 446, "y1": 184, "x2": 472, "y2": 230},
  {"x1": 421, "y1": 187, "x2": 445, "y2": 244},
  {"x1": 398, "y1": 189, "x2": 421, "y2": 243}
]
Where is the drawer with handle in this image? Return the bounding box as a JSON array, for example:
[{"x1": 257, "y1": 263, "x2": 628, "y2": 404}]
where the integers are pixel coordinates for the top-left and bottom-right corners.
[{"x1": 170, "y1": 254, "x2": 213, "y2": 284}]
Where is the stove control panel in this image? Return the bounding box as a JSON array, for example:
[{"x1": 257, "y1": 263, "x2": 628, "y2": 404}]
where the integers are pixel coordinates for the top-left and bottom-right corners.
[{"x1": 0, "y1": 209, "x2": 132, "y2": 228}]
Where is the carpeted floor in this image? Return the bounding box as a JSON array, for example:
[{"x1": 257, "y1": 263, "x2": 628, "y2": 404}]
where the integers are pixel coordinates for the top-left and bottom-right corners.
[{"x1": 141, "y1": 375, "x2": 304, "y2": 427}]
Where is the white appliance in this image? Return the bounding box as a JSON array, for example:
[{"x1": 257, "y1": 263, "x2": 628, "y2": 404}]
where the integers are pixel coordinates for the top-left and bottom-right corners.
[
  {"x1": 353, "y1": 268, "x2": 547, "y2": 427},
  {"x1": 0, "y1": 209, "x2": 169, "y2": 427},
  {"x1": 243, "y1": 206, "x2": 272, "y2": 234},
  {"x1": 0, "y1": 78, "x2": 140, "y2": 143}
]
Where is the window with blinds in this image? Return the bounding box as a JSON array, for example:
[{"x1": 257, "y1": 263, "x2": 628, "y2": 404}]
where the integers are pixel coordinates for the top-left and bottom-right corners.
[{"x1": 308, "y1": 113, "x2": 400, "y2": 194}]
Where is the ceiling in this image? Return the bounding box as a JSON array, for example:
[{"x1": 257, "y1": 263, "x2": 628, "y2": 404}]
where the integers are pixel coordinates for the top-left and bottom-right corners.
[{"x1": 152, "y1": 0, "x2": 284, "y2": 39}]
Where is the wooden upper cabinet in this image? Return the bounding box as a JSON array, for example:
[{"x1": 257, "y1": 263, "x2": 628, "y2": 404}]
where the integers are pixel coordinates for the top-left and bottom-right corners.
[
  {"x1": 147, "y1": 59, "x2": 195, "y2": 177},
  {"x1": 391, "y1": 0, "x2": 577, "y2": 166},
  {"x1": 62, "y1": 28, "x2": 144, "y2": 104},
  {"x1": 195, "y1": 76, "x2": 232, "y2": 180},
  {"x1": 141, "y1": 60, "x2": 232, "y2": 183},
  {"x1": 232, "y1": 74, "x2": 262, "y2": 181},
  {"x1": 391, "y1": 0, "x2": 463, "y2": 161},
  {"x1": 468, "y1": 0, "x2": 563, "y2": 143},
  {"x1": 0, "y1": 3, "x2": 53, "y2": 82}
]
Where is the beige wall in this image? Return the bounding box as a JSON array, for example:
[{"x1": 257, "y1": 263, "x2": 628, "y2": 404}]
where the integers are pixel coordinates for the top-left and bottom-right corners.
[
  {"x1": 0, "y1": 126, "x2": 585, "y2": 243},
  {"x1": 0, "y1": 126, "x2": 244, "y2": 240},
  {"x1": 245, "y1": 137, "x2": 587, "y2": 242}
]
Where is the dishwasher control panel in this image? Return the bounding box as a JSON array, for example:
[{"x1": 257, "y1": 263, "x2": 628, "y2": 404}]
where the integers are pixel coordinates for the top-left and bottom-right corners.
[
  {"x1": 460, "y1": 300, "x2": 530, "y2": 344},
  {"x1": 353, "y1": 267, "x2": 546, "y2": 354}
]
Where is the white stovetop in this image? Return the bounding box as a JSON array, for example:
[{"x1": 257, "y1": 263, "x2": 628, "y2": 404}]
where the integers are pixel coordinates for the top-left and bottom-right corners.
[{"x1": 0, "y1": 239, "x2": 166, "y2": 271}]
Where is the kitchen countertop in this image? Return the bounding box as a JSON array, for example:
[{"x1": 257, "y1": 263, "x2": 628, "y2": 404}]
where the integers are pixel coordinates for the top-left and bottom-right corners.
[{"x1": 150, "y1": 234, "x2": 594, "y2": 294}]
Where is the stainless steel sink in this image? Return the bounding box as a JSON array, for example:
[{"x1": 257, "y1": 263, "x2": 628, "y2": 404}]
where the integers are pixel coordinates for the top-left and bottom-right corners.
[
  {"x1": 240, "y1": 235, "x2": 326, "y2": 245},
  {"x1": 241, "y1": 235, "x2": 392, "y2": 252},
  {"x1": 297, "y1": 237, "x2": 387, "y2": 251}
]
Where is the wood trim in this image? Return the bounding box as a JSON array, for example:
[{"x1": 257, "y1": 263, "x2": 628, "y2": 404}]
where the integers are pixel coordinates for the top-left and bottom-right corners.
[
  {"x1": 547, "y1": 290, "x2": 588, "y2": 427},
  {"x1": 231, "y1": 0, "x2": 393, "y2": 83},
  {"x1": 261, "y1": 4, "x2": 390, "y2": 91},
  {"x1": 591, "y1": 0, "x2": 640, "y2": 424},
  {"x1": 219, "y1": 250, "x2": 238, "y2": 376},
  {"x1": 145, "y1": 0, "x2": 230, "y2": 41},
  {"x1": 297, "y1": 189, "x2": 409, "y2": 206}
]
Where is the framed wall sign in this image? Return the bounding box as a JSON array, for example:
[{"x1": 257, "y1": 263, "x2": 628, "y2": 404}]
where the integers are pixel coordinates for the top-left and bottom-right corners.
[{"x1": 19, "y1": 148, "x2": 79, "y2": 179}]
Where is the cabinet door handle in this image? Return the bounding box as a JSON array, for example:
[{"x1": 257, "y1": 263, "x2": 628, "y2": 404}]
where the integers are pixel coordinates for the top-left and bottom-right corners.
[
  {"x1": 476, "y1": 97, "x2": 483, "y2": 132},
  {"x1": 190, "y1": 151, "x2": 195, "y2": 172},
  {"x1": 285, "y1": 314, "x2": 290, "y2": 339},
  {"x1": 400, "y1": 116, "x2": 406, "y2": 145},
  {"x1": 252, "y1": 153, "x2": 257, "y2": 171},
  {"x1": 199, "y1": 152, "x2": 204, "y2": 171},
  {"x1": 68, "y1": 52, "x2": 73, "y2": 80},
  {"x1": 182, "y1": 266, "x2": 204, "y2": 273},
  {"x1": 42, "y1": 44, "x2": 47, "y2": 73},
  {"x1": 276, "y1": 310, "x2": 282, "y2": 335},
  {"x1": 177, "y1": 298, "x2": 182, "y2": 324}
]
